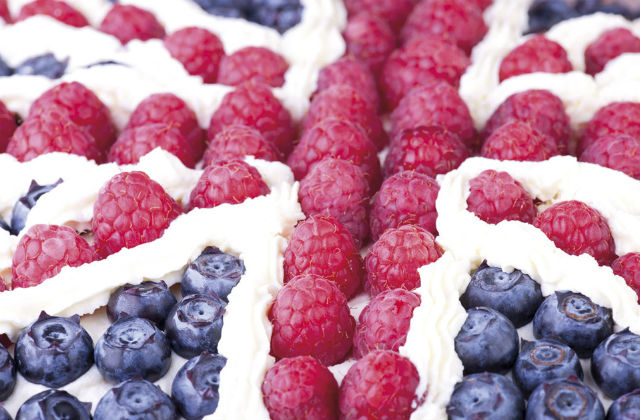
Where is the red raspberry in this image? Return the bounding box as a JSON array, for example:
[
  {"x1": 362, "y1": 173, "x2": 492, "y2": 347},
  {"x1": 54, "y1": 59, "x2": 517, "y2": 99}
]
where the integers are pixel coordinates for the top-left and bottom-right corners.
[
  {"x1": 390, "y1": 81, "x2": 475, "y2": 149},
  {"x1": 339, "y1": 350, "x2": 419, "y2": 420},
  {"x1": 299, "y1": 158, "x2": 370, "y2": 248},
  {"x1": 467, "y1": 169, "x2": 537, "y2": 224},
  {"x1": 0, "y1": 100, "x2": 16, "y2": 153},
  {"x1": 579, "y1": 134, "x2": 640, "y2": 180},
  {"x1": 0, "y1": 0, "x2": 11, "y2": 23},
  {"x1": 483, "y1": 89, "x2": 572, "y2": 155},
  {"x1": 612, "y1": 253, "x2": 640, "y2": 303},
  {"x1": 203, "y1": 124, "x2": 281, "y2": 166},
  {"x1": 269, "y1": 274, "x2": 355, "y2": 366},
  {"x1": 262, "y1": 356, "x2": 339, "y2": 420},
  {"x1": 208, "y1": 81, "x2": 295, "y2": 155},
  {"x1": 369, "y1": 171, "x2": 439, "y2": 241},
  {"x1": 343, "y1": 14, "x2": 396, "y2": 76},
  {"x1": 0, "y1": 275, "x2": 6, "y2": 292},
  {"x1": 353, "y1": 289, "x2": 421, "y2": 358},
  {"x1": 218, "y1": 46, "x2": 288, "y2": 88},
  {"x1": 92, "y1": 171, "x2": 182, "y2": 258},
  {"x1": 579, "y1": 102, "x2": 640, "y2": 155},
  {"x1": 380, "y1": 37, "x2": 470, "y2": 110},
  {"x1": 316, "y1": 55, "x2": 380, "y2": 112},
  {"x1": 189, "y1": 159, "x2": 269, "y2": 210},
  {"x1": 499, "y1": 35, "x2": 573, "y2": 82},
  {"x1": 303, "y1": 84, "x2": 387, "y2": 151},
  {"x1": 29, "y1": 82, "x2": 116, "y2": 153},
  {"x1": 365, "y1": 225, "x2": 442, "y2": 296},
  {"x1": 108, "y1": 123, "x2": 197, "y2": 168},
  {"x1": 383, "y1": 125, "x2": 469, "y2": 179},
  {"x1": 17, "y1": 0, "x2": 88, "y2": 27},
  {"x1": 343, "y1": 0, "x2": 414, "y2": 31},
  {"x1": 481, "y1": 121, "x2": 558, "y2": 161},
  {"x1": 284, "y1": 215, "x2": 363, "y2": 299},
  {"x1": 11, "y1": 224, "x2": 94, "y2": 289},
  {"x1": 469, "y1": 0, "x2": 493, "y2": 10},
  {"x1": 164, "y1": 27, "x2": 225, "y2": 84},
  {"x1": 585, "y1": 28, "x2": 640, "y2": 76},
  {"x1": 99, "y1": 4, "x2": 165, "y2": 45},
  {"x1": 533, "y1": 200, "x2": 616, "y2": 266}
]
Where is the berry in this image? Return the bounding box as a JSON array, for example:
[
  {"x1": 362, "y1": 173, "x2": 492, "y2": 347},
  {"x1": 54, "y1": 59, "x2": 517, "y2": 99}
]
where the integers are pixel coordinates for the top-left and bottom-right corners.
[
  {"x1": 99, "y1": 4, "x2": 165, "y2": 45},
  {"x1": 172, "y1": 352, "x2": 226, "y2": 420},
  {"x1": 107, "y1": 281, "x2": 177, "y2": 327},
  {"x1": 526, "y1": 377, "x2": 604, "y2": 420},
  {"x1": 613, "y1": 252, "x2": 640, "y2": 303},
  {"x1": 579, "y1": 102, "x2": 640, "y2": 155},
  {"x1": 0, "y1": 101, "x2": 15, "y2": 152},
  {"x1": 14, "y1": 53, "x2": 67, "y2": 78},
  {"x1": 316, "y1": 55, "x2": 380, "y2": 112},
  {"x1": 17, "y1": 0, "x2": 88, "y2": 27},
  {"x1": 580, "y1": 133, "x2": 640, "y2": 180},
  {"x1": 270, "y1": 274, "x2": 355, "y2": 365},
  {"x1": 482, "y1": 121, "x2": 558, "y2": 161},
  {"x1": 0, "y1": 56, "x2": 11, "y2": 77},
  {"x1": 10, "y1": 178, "x2": 62, "y2": 235},
  {"x1": 0, "y1": 344, "x2": 15, "y2": 401},
  {"x1": 92, "y1": 171, "x2": 182, "y2": 258},
  {"x1": 533, "y1": 200, "x2": 616, "y2": 266},
  {"x1": 204, "y1": 124, "x2": 281, "y2": 166},
  {"x1": 0, "y1": 407, "x2": 8, "y2": 420},
  {"x1": 339, "y1": 350, "x2": 419, "y2": 420},
  {"x1": 585, "y1": 27, "x2": 640, "y2": 76},
  {"x1": 246, "y1": 0, "x2": 303, "y2": 34},
  {"x1": 353, "y1": 289, "x2": 420, "y2": 358},
  {"x1": 262, "y1": 356, "x2": 339, "y2": 420},
  {"x1": 364, "y1": 225, "x2": 442, "y2": 296},
  {"x1": 609, "y1": 389, "x2": 640, "y2": 420},
  {"x1": 218, "y1": 46, "x2": 288, "y2": 87},
  {"x1": 527, "y1": 0, "x2": 577, "y2": 34},
  {"x1": 182, "y1": 246, "x2": 245, "y2": 302},
  {"x1": 343, "y1": 14, "x2": 396, "y2": 76},
  {"x1": 0, "y1": 0, "x2": 10, "y2": 23},
  {"x1": 283, "y1": 215, "x2": 363, "y2": 299},
  {"x1": 592, "y1": 329, "x2": 640, "y2": 399},
  {"x1": 94, "y1": 378, "x2": 176, "y2": 420},
  {"x1": 164, "y1": 27, "x2": 225, "y2": 83},
  {"x1": 447, "y1": 372, "x2": 525, "y2": 420},
  {"x1": 499, "y1": 35, "x2": 573, "y2": 82},
  {"x1": 342, "y1": 0, "x2": 413, "y2": 31},
  {"x1": 576, "y1": 0, "x2": 637, "y2": 16},
  {"x1": 16, "y1": 390, "x2": 91, "y2": 420}
]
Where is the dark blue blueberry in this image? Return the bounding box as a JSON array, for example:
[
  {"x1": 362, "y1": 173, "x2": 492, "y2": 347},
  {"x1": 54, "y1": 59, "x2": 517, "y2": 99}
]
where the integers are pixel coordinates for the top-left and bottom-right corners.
[
  {"x1": 454, "y1": 307, "x2": 519, "y2": 374},
  {"x1": 461, "y1": 262, "x2": 543, "y2": 327},
  {"x1": 14, "y1": 54, "x2": 68, "y2": 79},
  {"x1": 0, "y1": 220, "x2": 10, "y2": 233},
  {"x1": 84, "y1": 60, "x2": 127, "y2": 68},
  {"x1": 0, "y1": 345, "x2": 15, "y2": 402},
  {"x1": 608, "y1": 389, "x2": 640, "y2": 420},
  {"x1": 514, "y1": 338, "x2": 583, "y2": 396},
  {"x1": 14, "y1": 313, "x2": 93, "y2": 388},
  {"x1": 526, "y1": 376, "x2": 604, "y2": 420},
  {"x1": 576, "y1": 0, "x2": 635, "y2": 18},
  {"x1": 10, "y1": 179, "x2": 62, "y2": 235},
  {"x1": 192, "y1": 0, "x2": 249, "y2": 17},
  {"x1": 0, "y1": 56, "x2": 12, "y2": 77},
  {"x1": 16, "y1": 390, "x2": 91, "y2": 420},
  {"x1": 94, "y1": 378, "x2": 176, "y2": 420},
  {"x1": 592, "y1": 329, "x2": 640, "y2": 399},
  {"x1": 533, "y1": 291, "x2": 613, "y2": 358},
  {"x1": 172, "y1": 351, "x2": 226, "y2": 420},
  {"x1": 181, "y1": 246, "x2": 245, "y2": 302},
  {"x1": 107, "y1": 281, "x2": 177, "y2": 328},
  {"x1": 528, "y1": 0, "x2": 578, "y2": 34},
  {"x1": 95, "y1": 316, "x2": 171, "y2": 383},
  {"x1": 447, "y1": 372, "x2": 525, "y2": 420},
  {"x1": 247, "y1": 0, "x2": 303, "y2": 33},
  {"x1": 0, "y1": 406, "x2": 10, "y2": 420}
]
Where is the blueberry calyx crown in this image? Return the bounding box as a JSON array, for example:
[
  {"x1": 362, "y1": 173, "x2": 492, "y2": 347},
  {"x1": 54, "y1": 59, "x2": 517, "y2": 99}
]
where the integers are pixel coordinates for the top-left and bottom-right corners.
[{"x1": 181, "y1": 246, "x2": 245, "y2": 302}]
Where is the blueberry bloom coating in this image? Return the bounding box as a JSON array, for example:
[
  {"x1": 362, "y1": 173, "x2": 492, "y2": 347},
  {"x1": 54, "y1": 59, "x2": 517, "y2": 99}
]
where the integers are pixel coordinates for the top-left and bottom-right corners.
[
  {"x1": 172, "y1": 351, "x2": 227, "y2": 419},
  {"x1": 526, "y1": 376, "x2": 604, "y2": 420},
  {"x1": 14, "y1": 54, "x2": 68, "y2": 79},
  {"x1": 10, "y1": 179, "x2": 62, "y2": 235},
  {"x1": 447, "y1": 372, "x2": 525, "y2": 420},
  {"x1": 94, "y1": 378, "x2": 176, "y2": 420},
  {"x1": 592, "y1": 329, "x2": 640, "y2": 399},
  {"x1": 0, "y1": 345, "x2": 15, "y2": 401},
  {"x1": 608, "y1": 389, "x2": 640, "y2": 420},
  {"x1": 16, "y1": 390, "x2": 91, "y2": 420},
  {"x1": 107, "y1": 281, "x2": 177, "y2": 327},
  {"x1": 181, "y1": 246, "x2": 245, "y2": 302}
]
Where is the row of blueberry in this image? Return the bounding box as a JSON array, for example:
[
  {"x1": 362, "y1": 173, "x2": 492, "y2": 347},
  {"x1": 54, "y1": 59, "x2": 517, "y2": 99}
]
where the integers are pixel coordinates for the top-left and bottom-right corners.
[
  {"x1": 529, "y1": 0, "x2": 640, "y2": 34},
  {"x1": 0, "y1": 53, "x2": 68, "y2": 80}
]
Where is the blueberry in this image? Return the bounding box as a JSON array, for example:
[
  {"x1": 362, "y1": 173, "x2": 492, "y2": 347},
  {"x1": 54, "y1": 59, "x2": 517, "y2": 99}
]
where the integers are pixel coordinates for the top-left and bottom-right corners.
[
  {"x1": 0, "y1": 220, "x2": 10, "y2": 233},
  {"x1": 165, "y1": 295, "x2": 225, "y2": 359},
  {"x1": 107, "y1": 281, "x2": 177, "y2": 328},
  {"x1": 95, "y1": 317, "x2": 171, "y2": 383},
  {"x1": 0, "y1": 345, "x2": 15, "y2": 401},
  {"x1": 16, "y1": 390, "x2": 91, "y2": 420},
  {"x1": 576, "y1": 0, "x2": 635, "y2": 18},
  {"x1": 591, "y1": 329, "x2": 640, "y2": 399},
  {"x1": 14, "y1": 53, "x2": 68, "y2": 79},
  {"x1": 533, "y1": 291, "x2": 613, "y2": 358},
  {"x1": 172, "y1": 351, "x2": 227, "y2": 420},
  {"x1": 461, "y1": 262, "x2": 543, "y2": 327},
  {"x1": 0, "y1": 56, "x2": 12, "y2": 77},
  {"x1": 94, "y1": 378, "x2": 176, "y2": 420},
  {"x1": 454, "y1": 307, "x2": 519, "y2": 374},
  {"x1": 192, "y1": 0, "x2": 249, "y2": 17},
  {"x1": 447, "y1": 372, "x2": 525, "y2": 420},
  {"x1": 85, "y1": 60, "x2": 127, "y2": 68},
  {"x1": 526, "y1": 376, "x2": 604, "y2": 420},
  {"x1": 608, "y1": 389, "x2": 640, "y2": 420},
  {"x1": 0, "y1": 406, "x2": 9, "y2": 420},
  {"x1": 15, "y1": 313, "x2": 93, "y2": 388},
  {"x1": 247, "y1": 0, "x2": 303, "y2": 33},
  {"x1": 10, "y1": 179, "x2": 62, "y2": 235},
  {"x1": 181, "y1": 247, "x2": 245, "y2": 302},
  {"x1": 528, "y1": 0, "x2": 578, "y2": 34},
  {"x1": 514, "y1": 338, "x2": 583, "y2": 396}
]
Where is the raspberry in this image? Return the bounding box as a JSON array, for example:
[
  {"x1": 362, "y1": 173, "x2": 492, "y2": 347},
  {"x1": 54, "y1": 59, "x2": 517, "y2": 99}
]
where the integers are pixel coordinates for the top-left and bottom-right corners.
[
  {"x1": 481, "y1": 121, "x2": 558, "y2": 161},
  {"x1": 284, "y1": 215, "x2": 364, "y2": 299},
  {"x1": 188, "y1": 159, "x2": 269, "y2": 210},
  {"x1": 11, "y1": 224, "x2": 94, "y2": 289},
  {"x1": 383, "y1": 125, "x2": 469, "y2": 179},
  {"x1": 343, "y1": 14, "x2": 396, "y2": 76},
  {"x1": 208, "y1": 81, "x2": 295, "y2": 155},
  {"x1": 353, "y1": 289, "x2": 421, "y2": 358},
  {"x1": 303, "y1": 84, "x2": 387, "y2": 151},
  {"x1": 533, "y1": 200, "x2": 616, "y2": 266},
  {"x1": 390, "y1": 81, "x2": 475, "y2": 149},
  {"x1": 262, "y1": 356, "x2": 339, "y2": 420},
  {"x1": 218, "y1": 46, "x2": 288, "y2": 88},
  {"x1": 401, "y1": 0, "x2": 487, "y2": 55},
  {"x1": 316, "y1": 55, "x2": 380, "y2": 112},
  {"x1": 369, "y1": 171, "x2": 439, "y2": 241},
  {"x1": 499, "y1": 35, "x2": 573, "y2": 82},
  {"x1": 364, "y1": 225, "x2": 442, "y2": 295},
  {"x1": 585, "y1": 28, "x2": 640, "y2": 76},
  {"x1": 92, "y1": 171, "x2": 182, "y2": 258},
  {"x1": 108, "y1": 123, "x2": 197, "y2": 168},
  {"x1": 269, "y1": 274, "x2": 355, "y2": 366},
  {"x1": 204, "y1": 124, "x2": 281, "y2": 166},
  {"x1": 470, "y1": 0, "x2": 493, "y2": 10},
  {"x1": 0, "y1": 100, "x2": 16, "y2": 152},
  {"x1": 99, "y1": 4, "x2": 165, "y2": 45},
  {"x1": 579, "y1": 102, "x2": 640, "y2": 155},
  {"x1": 380, "y1": 37, "x2": 470, "y2": 110},
  {"x1": 299, "y1": 158, "x2": 370, "y2": 248},
  {"x1": 339, "y1": 350, "x2": 419, "y2": 420},
  {"x1": 343, "y1": 0, "x2": 414, "y2": 31},
  {"x1": 17, "y1": 0, "x2": 88, "y2": 27},
  {"x1": 612, "y1": 253, "x2": 640, "y2": 303},
  {"x1": 579, "y1": 134, "x2": 640, "y2": 180},
  {"x1": 0, "y1": 0, "x2": 11, "y2": 23},
  {"x1": 467, "y1": 169, "x2": 537, "y2": 224},
  {"x1": 483, "y1": 89, "x2": 572, "y2": 155},
  {"x1": 29, "y1": 82, "x2": 116, "y2": 153},
  {"x1": 164, "y1": 27, "x2": 225, "y2": 84}
]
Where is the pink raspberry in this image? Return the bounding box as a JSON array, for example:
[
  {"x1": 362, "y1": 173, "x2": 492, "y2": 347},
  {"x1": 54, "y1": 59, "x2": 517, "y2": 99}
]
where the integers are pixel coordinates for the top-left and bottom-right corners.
[
  {"x1": 343, "y1": 0, "x2": 414, "y2": 31},
  {"x1": 17, "y1": 0, "x2": 88, "y2": 27},
  {"x1": 353, "y1": 289, "x2": 421, "y2": 358},
  {"x1": 316, "y1": 55, "x2": 380, "y2": 112},
  {"x1": 284, "y1": 215, "x2": 364, "y2": 299},
  {"x1": 612, "y1": 253, "x2": 640, "y2": 303},
  {"x1": 218, "y1": 46, "x2": 288, "y2": 88},
  {"x1": 499, "y1": 35, "x2": 573, "y2": 82},
  {"x1": 467, "y1": 169, "x2": 537, "y2": 224},
  {"x1": 269, "y1": 274, "x2": 355, "y2": 366},
  {"x1": 0, "y1": 0, "x2": 11, "y2": 22},
  {"x1": 204, "y1": 124, "x2": 281, "y2": 166},
  {"x1": 579, "y1": 134, "x2": 640, "y2": 180},
  {"x1": 579, "y1": 102, "x2": 640, "y2": 156},
  {"x1": 481, "y1": 121, "x2": 558, "y2": 161},
  {"x1": 533, "y1": 200, "x2": 616, "y2": 266},
  {"x1": 262, "y1": 356, "x2": 339, "y2": 420},
  {"x1": 585, "y1": 28, "x2": 640, "y2": 76},
  {"x1": 0, "y1": 100, "x2": 16, "y2": 152},
  {"x1": 164, "y1": 27, "x2": 225, "y2": 84},
  {"x1": 343, "y1": 13, "x2": 396, "y2": 76},
  {"x1": 99, "y1": 4, "x2": 165, "y2": 45}
]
